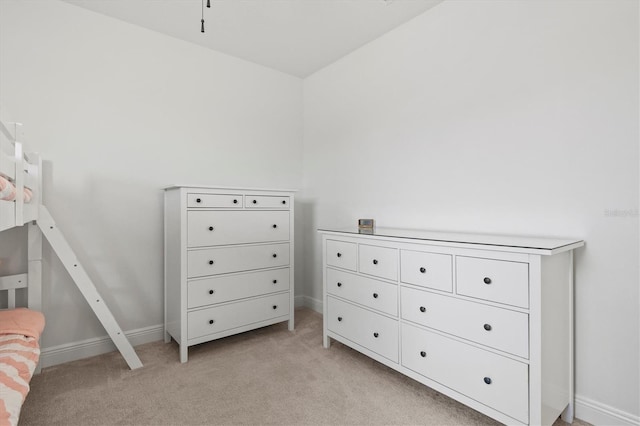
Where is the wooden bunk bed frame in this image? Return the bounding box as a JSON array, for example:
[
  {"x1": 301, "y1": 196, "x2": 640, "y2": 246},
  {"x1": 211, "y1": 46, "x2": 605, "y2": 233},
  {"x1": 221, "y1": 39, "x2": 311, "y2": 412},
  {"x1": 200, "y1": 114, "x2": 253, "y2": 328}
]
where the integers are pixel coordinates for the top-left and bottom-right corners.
[{"x1": 0, "y1": 120, "x2": 142, "y2": 372}]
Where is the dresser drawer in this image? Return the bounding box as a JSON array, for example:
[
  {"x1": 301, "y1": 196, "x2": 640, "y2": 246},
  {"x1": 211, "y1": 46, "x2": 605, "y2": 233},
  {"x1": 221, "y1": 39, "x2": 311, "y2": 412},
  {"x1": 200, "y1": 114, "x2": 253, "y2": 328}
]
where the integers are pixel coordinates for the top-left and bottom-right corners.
[
  {"x1": 326, "y1": 240, "x2": 357, "y2": 271},
  {"x1": 187, "y1": 193, "x2": 242, "y2": 208},
  {"x1": 359, "y1": 244, "x2": 398, "y2": 281},
  {"x1": 400, "y1": 250, "x2": 453, "y2": 292},
  {"x1": 188, "y1": 292, "x2": 290, "y2": 339},
  {"x1": 187, "y1": 243, "x2": 289, "y2": 278},
  {"x1": 326, "y1": 268, "x2": 397, "y2": 316},
  {"x1": 188, "y1": 268, "x2": 290, "y2": 309},
  {"x1": 245, "y1": 195, "x2": 290, "y2": 209},
  {"x1": 457, "y1": 256, "x2": 529, "y2": 308},
  {"x1": 188, "y1": 210, "x2": 289, "y2": 247},
  {"x1": 327, "y1": 296, "x2": 398, "y2": 363},
  {"x1": 401, "y1": 323, "x2": 528, "y2": 424},
  {"x1": 401, "y1": 287, "x2": 528, "y2": 358}
]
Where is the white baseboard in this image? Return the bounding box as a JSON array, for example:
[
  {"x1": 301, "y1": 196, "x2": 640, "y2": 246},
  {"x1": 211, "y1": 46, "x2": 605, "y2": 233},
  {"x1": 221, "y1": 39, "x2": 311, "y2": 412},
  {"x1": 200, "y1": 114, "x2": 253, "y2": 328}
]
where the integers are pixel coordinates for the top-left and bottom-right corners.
[
  {"x1": 39, "y1": 324, "x2": 164, "y2": 369},
  {"x1": 295, "y1": 294, "x2": 322, "y2": 313},
  {"x1": 575, "y1": 394, "x2": 639, "y2": 426}
]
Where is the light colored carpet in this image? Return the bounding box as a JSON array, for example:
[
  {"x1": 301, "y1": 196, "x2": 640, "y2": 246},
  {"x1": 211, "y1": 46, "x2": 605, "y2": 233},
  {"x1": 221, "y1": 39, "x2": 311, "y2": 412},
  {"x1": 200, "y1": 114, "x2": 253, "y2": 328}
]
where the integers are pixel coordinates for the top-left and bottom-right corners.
[{"x1": 20, "y1": 308, "x2": 590, "y2": 426}]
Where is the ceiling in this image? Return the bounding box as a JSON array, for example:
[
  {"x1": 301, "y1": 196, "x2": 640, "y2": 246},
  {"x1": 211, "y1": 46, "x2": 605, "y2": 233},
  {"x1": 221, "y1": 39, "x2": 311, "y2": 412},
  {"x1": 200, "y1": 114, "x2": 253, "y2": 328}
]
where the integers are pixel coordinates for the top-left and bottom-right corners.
[{"x1": 63, "y1": 0, "x2": 444, "y2": 78}]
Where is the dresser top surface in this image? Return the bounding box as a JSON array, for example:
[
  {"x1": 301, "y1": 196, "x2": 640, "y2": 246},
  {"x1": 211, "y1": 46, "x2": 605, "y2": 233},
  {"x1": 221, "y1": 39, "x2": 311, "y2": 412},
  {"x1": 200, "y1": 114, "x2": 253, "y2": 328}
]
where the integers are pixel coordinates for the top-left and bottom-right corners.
[
  {"x1": 318, "y1": 226, "x2": 584, "y2": 255},
  {"x1": 165, "y1": 185, "x2": 297, "y2": 192}
]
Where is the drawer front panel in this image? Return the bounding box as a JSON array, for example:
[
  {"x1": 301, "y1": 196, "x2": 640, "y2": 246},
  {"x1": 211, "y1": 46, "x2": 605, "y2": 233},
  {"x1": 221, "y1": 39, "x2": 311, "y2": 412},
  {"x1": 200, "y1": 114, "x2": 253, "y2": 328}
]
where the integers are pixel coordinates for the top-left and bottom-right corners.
[
  {"x1": 457, "y1": 256, "x2": 529, "y2": 308},
  {"x1": 188, "y1": 292, "x2": 290, "y2": 339},
  {"x1": 245, "y1": 195, "x2": 290, "y2": 209},
  {"x1": 327, "y1": 296, "x2": 399, "y2": 362},
  {"x1": 188, "y1": 268, "x2": 290, "y2": 309},
  {"x1": 187, "y1": 193, "x2": 242, "y2": 208},
  {"x1": 401, "y1": 323, "x2": 529, "y2": 424},
  {"x1": 400, "y1": 250, "x2": 453, "y2": 292},
  {"x1": 359, "y1": 244, "x2": 398, "y2": 281},
  {"x1": 188, "y1": 210, "x2": 289, "y2": 247},
  {"x1": 401, "y1": 287, "x2": 529, "y2": 358},
  {"x1": 326, "y1": 268, "x2": 398, "y2": 316},
  {"x1": 326, "y1": 240, "x2": 357, "y2": 271},
  {"x1": 187, "y1": 243, "x2": 290, "y2": 278}
]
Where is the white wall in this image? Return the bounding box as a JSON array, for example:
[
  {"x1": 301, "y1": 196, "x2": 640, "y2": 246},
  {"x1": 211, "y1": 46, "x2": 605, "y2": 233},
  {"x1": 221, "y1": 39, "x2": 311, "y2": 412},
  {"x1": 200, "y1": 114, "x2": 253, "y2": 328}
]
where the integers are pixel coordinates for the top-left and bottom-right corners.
[
  {"x1": 302, "y1": 0, "x2": 639, "y2": 423},
  {"x1": 0, "y1": 1, "x2": 303, "y2": 354},
  {"x1": 1, "y1": 0, "x2": 638, "y2": 423}
]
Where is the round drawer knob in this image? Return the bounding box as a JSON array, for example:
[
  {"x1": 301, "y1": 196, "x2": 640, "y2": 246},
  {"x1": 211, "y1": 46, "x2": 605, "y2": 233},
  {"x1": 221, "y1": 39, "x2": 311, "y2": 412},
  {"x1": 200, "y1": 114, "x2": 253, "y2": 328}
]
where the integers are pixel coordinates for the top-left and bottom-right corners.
[
  {"x1": 484, "y1": 277, "x2": 492, "y2": 284},
  {"x1": 209, "y1": 319, "x2": 214, "y2": 325},
  {"x1": 484, "y1": 377, "x2": 492, "y2": 385},
  {"x1": 337, "y1": 282, "x2": 342, "y2": 287},
  {"x1": 272, "y1": 305, "x2": 278, "y2": 310},
  {"x1": 419, "y1": 267, "x2": 426, "y2": 273},
  {"x1": 208, "y1": 226, "x2": 214, "y2": 231},
  {"x1": 196, "y1": 198, "x2": 202, "y2": 203},
  {"x1": 272, "y1": 253, "x2": 277, "y2": 258},
  {"x1": 272, "y1": 224, "x2": 277, "y2": 229},
  {"x1": 373, "y1": 332, "x2": 379, "y2": 338},
  {"x1": 419, "y1": 306, "x2": 426, "y2": 313},
  {"x1": 337, "y1": 316, "x2": 342, "y2": 322},
  {"x1": 373, "y1": 293, "x2": 379, "y2": 299},
  {"x1": 208, "y1": 289, "x2": 214, "y2": 295},
  {"x1": 372, "y1": 259, "x2": 378, "y2": 265},
  {"x1": 484, "y1": 323, "x2": 492, "y2": 331},
  {"x1": 420, "y1": 351, "x2": 426, "y2": 358},
  {"x1": 252, "y1": 199, "x2": 257, "y2": 204},
  {"x1": 233, "y1": 199, "x2": 238, "y2": 204},
  {"x1": 281, "y1": 200, "x2": 286, "y2": 205},
  {"x1": 208, "y1": 260, "x2": 214, "y2": 265},
  {"x1": 273, "y1": 280, "x2": 278, "y2": 284},
  {"x1": 337, "y1": 252, "x2": 342, "y2": 258}
]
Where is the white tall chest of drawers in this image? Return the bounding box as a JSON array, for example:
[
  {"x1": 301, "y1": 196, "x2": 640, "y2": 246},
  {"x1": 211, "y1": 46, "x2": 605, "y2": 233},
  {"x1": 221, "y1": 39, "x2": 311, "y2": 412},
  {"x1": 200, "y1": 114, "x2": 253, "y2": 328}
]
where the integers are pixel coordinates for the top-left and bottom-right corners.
[
  {"x1": 319, "y1": 227, "x2": 583, "y2": 426},
  {"x1": 165, "y1": 186, "x2": 295, "y2": 362}
]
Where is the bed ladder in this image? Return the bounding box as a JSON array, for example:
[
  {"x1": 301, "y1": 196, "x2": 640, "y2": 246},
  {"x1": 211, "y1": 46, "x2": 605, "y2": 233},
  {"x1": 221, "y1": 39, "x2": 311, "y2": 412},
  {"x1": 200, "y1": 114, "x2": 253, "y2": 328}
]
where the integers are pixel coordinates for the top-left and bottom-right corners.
[{"x1": 35, "y1": 205, "x2": 143, "y2": 370}]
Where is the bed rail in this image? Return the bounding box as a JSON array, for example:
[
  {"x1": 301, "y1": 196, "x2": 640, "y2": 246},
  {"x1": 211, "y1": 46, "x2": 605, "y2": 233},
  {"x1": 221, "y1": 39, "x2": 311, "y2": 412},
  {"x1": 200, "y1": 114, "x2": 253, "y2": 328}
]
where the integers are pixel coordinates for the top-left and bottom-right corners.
[
  {"x1": 0, "y1": 121, "x2": 41, "y2": 232},
  {"x1": 0, "y1": 273, "x2": 28, "y2": 309}
]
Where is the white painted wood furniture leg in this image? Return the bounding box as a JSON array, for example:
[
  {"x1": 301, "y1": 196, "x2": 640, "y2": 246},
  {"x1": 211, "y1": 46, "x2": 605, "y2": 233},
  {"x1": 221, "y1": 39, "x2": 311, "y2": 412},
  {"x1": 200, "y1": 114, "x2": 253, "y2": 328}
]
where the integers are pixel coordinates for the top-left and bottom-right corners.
[
  {"x1": 561, "y1": 251, "x2": 575, "y2": 423},
  {"x1": 28, "y1": 221, "x2": 43, "y2": 373},
  {"x1": 27, "y1": 222, "x2": 42, "y2": 312},
  {"x1": 37, "y1": 206, "x2": 143, "y2": 370},
  {"x1": 180, "y1": 345, "x2": 188, "y2": 364}
]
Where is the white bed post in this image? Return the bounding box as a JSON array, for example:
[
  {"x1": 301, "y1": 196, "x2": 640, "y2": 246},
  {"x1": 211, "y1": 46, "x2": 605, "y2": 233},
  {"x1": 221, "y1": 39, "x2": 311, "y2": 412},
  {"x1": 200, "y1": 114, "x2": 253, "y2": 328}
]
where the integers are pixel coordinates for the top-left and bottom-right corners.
[
  {"x1": 27, "y1": 222, "x2": 42, "y2": 312},
  {"x1": 27, "y1": 149, "x2": 42, "y2": 313},
  {"x1": 27, "y1": 221, "x2": 43, "y2": 373},
  {"x1": 36, "y1": 206, "x2": 143, "y2": 370},
  {"x1": 13, "y1": 140, "x2": 24, "y2": 225}
]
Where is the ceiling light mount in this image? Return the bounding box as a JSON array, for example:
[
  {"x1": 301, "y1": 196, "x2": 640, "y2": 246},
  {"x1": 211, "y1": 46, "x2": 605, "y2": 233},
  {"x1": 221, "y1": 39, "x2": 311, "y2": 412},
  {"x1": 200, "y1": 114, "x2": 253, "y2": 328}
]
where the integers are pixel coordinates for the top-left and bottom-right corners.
[{"x1": 201, "y1": 0, "x2": 211, "y2": 33}]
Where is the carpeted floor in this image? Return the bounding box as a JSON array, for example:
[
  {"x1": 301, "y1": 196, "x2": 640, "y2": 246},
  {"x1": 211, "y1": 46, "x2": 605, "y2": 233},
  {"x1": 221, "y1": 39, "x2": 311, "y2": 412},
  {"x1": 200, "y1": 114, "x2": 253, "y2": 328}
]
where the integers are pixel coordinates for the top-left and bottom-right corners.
[{"x1": 20, "y1": 308, "x2": 590, "y2": 426}]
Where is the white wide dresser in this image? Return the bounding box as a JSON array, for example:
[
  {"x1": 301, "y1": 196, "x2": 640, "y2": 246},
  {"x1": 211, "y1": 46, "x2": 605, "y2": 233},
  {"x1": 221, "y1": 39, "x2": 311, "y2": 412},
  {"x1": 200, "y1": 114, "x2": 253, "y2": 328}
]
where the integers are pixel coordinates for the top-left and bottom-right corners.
[
  {"x1": 165, "y1": 186, "x2": 295, "y2": 362},
  {"x1": 319, "y1": 227, "x2": 583, "y2": 425}
]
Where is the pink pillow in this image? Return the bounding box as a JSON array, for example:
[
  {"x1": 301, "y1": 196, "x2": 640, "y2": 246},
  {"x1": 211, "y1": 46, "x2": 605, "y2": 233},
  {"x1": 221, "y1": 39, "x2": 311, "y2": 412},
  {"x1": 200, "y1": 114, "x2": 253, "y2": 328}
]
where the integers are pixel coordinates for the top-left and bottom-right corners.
[{"x1": 0, "y1": 176, "x2": 16, "y2": 201}]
